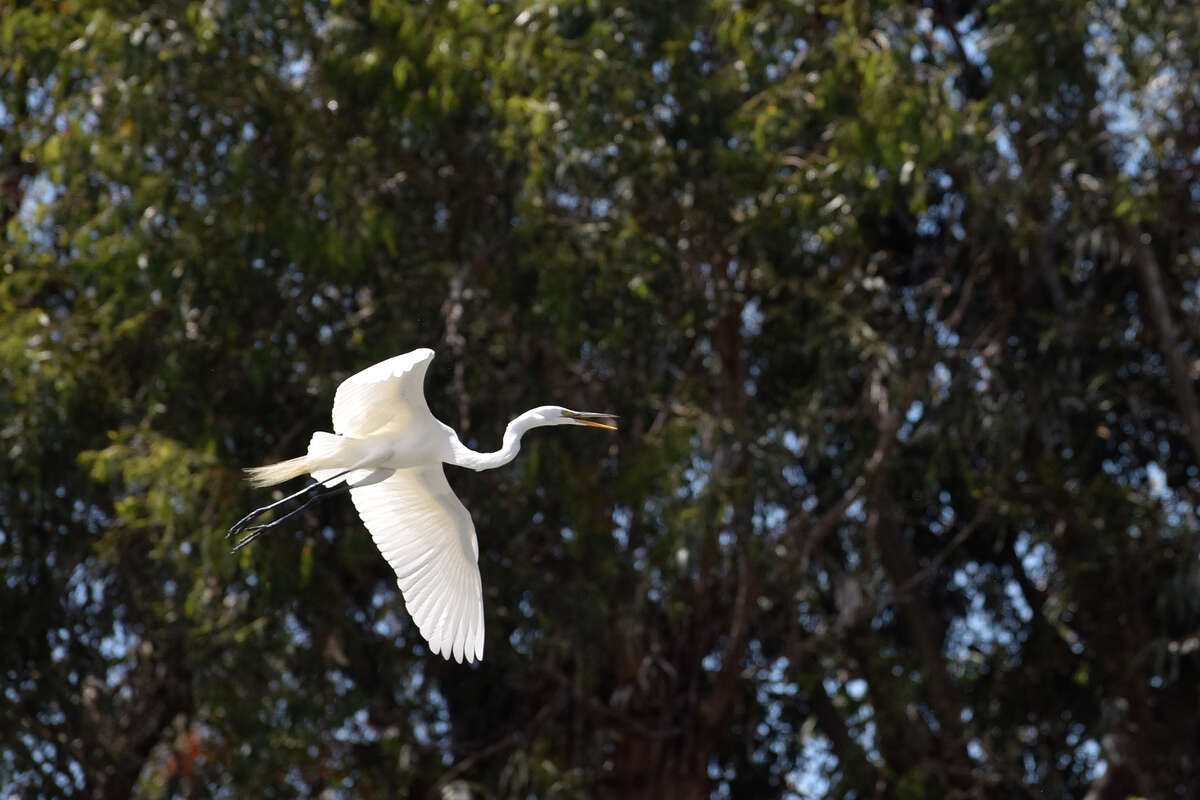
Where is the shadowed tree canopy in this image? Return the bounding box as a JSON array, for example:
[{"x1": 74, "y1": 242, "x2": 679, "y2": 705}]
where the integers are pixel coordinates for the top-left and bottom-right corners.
[{"x1": 2, "y1": 0, "x2": 1199, "y2": 798}]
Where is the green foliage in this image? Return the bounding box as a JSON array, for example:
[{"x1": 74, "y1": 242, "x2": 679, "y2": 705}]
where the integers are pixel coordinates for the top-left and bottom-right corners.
[{"x1": 3, "y1": 0, "x2": 1200, "y2": 798}]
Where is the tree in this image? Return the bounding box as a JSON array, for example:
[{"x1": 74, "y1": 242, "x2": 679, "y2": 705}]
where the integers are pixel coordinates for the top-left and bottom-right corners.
[{"x1": 3, "y1": 1, "x2": 1198, "y2": 798}]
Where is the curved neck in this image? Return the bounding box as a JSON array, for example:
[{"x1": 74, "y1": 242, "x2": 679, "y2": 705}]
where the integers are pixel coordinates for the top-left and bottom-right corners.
[{"x1": 449, "y1": 409, "x2": 551, "y2": 471}]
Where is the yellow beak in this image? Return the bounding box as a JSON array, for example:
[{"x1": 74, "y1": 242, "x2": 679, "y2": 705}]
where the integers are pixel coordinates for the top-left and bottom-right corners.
[{"x1": 565, "y1": 411, "x2": 619, "y2": 431}]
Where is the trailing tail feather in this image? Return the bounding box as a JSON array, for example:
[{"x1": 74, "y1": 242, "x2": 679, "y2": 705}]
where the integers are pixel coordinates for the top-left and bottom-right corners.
[
  {"x1": 244, "y1": 455, "x2": 310, "y2": 488},
  {"x1": 244, "y1": 432, "x2": 355, "y2": 488}
]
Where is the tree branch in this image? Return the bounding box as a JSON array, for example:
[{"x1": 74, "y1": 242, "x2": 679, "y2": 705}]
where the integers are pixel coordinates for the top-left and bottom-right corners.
[{"x1": 1128, "y1": 232, "x2": 1200, "y2": 463}]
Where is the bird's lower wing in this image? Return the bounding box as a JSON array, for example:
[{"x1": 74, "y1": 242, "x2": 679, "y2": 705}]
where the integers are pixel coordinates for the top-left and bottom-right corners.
[{"x1": 349, "y1": 465, "x2": 484, "y2": 663}]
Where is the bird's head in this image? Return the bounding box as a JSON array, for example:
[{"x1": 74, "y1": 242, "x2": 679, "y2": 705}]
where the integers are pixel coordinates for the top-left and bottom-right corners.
[{"x1": 532, "y1": 406, "x2": 618, "y2": 430}]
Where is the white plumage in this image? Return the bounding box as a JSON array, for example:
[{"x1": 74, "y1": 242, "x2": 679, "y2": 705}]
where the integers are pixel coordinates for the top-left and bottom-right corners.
[
  {"x1": 332, "y1": 349, "x2": 435, "y2": 438},
  {"x1": 351, "y1": 465, "x2": 484, "y2": 663},
  {"x1": 232, "y1": 348, "x2": 617, "y2": 663}
]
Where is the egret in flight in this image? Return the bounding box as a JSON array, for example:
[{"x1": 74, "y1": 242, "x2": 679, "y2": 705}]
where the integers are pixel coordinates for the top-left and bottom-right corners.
[{"x1": 229, "y1": 348, "x2": 617, "y2": 663}]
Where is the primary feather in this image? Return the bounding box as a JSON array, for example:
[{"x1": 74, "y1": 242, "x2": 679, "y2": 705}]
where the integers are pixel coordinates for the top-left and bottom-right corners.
[{"x1": 350, "y1": 466, "x2": 484, "y2": 663}]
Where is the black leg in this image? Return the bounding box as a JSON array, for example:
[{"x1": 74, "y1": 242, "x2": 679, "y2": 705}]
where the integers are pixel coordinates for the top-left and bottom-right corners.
[
  {"x1": 228, "y1": 468, "x2": 354, "y2": 539},
  {"x1": 230, "y1": 481, "x2": 353, "y2": 553}
]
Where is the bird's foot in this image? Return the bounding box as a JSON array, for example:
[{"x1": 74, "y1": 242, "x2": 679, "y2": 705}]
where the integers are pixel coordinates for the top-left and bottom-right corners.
[
  {"x1": 228, "y1": 508, "x2": 267, "y2": 538},
  {"x1": 230, "y1": 523, "x2": 275, "y2": 553}
]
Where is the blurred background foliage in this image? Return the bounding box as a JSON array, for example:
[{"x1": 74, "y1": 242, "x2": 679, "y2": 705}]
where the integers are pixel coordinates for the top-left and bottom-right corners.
[{"x1": 2, "y1": 0, "x2": 1199, "y2": 797}]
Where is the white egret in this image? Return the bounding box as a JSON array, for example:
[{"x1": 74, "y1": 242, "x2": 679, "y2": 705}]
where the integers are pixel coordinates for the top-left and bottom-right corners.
[{"x1": 229, "y1": 348, "x2": 616, "y2": 663}]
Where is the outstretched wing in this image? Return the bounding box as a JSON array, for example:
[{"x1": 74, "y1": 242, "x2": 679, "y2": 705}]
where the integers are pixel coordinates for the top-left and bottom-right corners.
[
  {"x1": 332, "y1": 348, "x2": 436, "y2": 437},
  {"x1": 349, "y1": 465, "x2": 485, "y2": 663}
]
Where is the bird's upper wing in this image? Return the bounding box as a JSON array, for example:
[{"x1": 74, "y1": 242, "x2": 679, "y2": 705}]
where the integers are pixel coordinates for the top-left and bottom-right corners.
[
  {"x1": 349, "y1": 465, "x2": 485, "y2": 663},
  {"x1": 331, "y1": 348, "x2": 437, "y2": 437}
]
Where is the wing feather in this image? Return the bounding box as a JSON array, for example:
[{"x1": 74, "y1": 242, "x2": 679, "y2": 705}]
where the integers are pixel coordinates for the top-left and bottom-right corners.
[
  {"x1": 405, "y1": 550, "x2": 453, "y2": 618},
  {"x1": 350, "y1": 464, "x2": 484, "y2": 663},
  {"x1": 450, "y1": 611, "x2": 465, "y2": 663},
  {"x1": 438, "y1": 562, "x2": 464, "y2": 656},
  {"x1": 332, "y1": 349, "x2": 437, "y2": 437},
  {"x1": 474, "y1": 597, "x2": 485, "y2": 658},
  {"x1": 455, "y1": 560, "x2": 476, "y2": 662},
  {"x1": 406, "y1": 562, "x2": 447, "y2": 619},
  {"x1": 463, "y1": 590, "x2": 476, "y2": 655},
  {"x1": 447, "y1": 559, "x2": 469, "y2": 662},
  {"x1": 436, "y1": 568, "x2": 461, "y2": 658},
  {"x1": 391, "y1": 549, "x2": 440, "y2": 580}
]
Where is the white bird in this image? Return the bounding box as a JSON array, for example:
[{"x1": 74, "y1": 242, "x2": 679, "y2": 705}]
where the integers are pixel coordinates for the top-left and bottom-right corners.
[{"x1": 228, "y1": 348, "x2": 616, "y2": 663}]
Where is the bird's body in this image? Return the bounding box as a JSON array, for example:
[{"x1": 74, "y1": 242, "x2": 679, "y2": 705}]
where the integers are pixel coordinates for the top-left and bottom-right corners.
[{"x1": 231, "y1": 348, "x2": 616, "y2": 664}]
